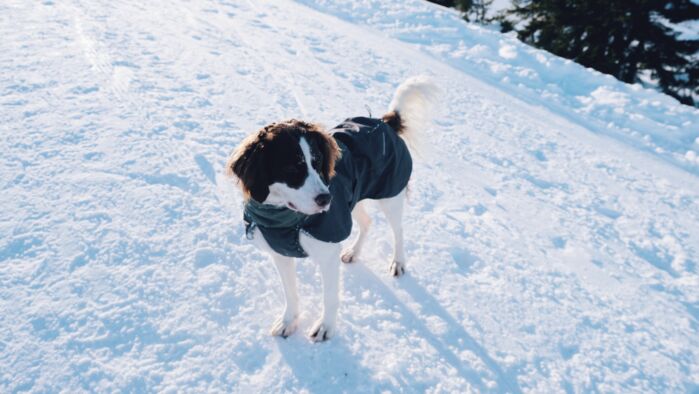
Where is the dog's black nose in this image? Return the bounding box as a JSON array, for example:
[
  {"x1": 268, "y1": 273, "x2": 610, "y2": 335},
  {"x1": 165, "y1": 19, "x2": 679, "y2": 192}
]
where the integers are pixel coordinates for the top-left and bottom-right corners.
[{"x1": 315, "y1": 193, "x2": 332, "y2": 207}]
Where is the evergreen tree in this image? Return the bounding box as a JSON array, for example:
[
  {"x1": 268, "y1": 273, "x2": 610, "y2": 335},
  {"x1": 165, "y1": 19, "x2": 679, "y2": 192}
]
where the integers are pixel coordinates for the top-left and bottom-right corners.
[
  {"x1": 427, "y1": 0, "x2": 494, "y2": 23},
  {"x1": 454, "y1": 0, "x2": 494, "y2": 23},
  {"x1": 469, "y1": 0, "x2": 495, "y2": 23},
  {"x1": 427, "y1": 0, "x2": 456, "y2": 7},
  {"x1": 501, "y1": 0, "x2": 699, "y2": 106}
]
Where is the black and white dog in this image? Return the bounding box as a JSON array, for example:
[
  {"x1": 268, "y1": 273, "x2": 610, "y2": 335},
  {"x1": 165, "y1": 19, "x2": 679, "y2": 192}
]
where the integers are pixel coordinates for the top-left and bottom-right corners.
[{"x1": 227, "y1": 76, "x2": 438, "y2": 341}]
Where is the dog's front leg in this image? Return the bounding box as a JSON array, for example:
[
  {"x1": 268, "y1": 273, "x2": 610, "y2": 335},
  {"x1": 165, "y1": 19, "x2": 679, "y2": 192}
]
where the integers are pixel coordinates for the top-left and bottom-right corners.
[
  {"x1": 311, "y1": 251, "x2": 340, "y2": 342},
  {"x1": 301, "y1": 234, "x2": 341, "y2": 342},
  {"x1": 269, "y1": 252, "x2": 300, "y2": 338}
]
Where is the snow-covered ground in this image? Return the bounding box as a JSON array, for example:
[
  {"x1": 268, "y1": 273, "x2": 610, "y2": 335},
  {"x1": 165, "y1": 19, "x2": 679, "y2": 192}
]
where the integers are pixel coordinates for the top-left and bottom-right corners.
[{"x1": 1, "y1": 0, "x2": 698, "y2": 392}]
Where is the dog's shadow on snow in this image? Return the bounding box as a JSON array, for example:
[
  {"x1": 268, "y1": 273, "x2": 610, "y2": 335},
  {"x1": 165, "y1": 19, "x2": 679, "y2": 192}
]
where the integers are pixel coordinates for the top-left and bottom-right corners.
[
  {"x1": 342, "y1": 262, "x2": 523, "y2": 393},
  {"x1": 274, "y1": 322, "x2": 380, "y2": 392},
  {"x1": 273, "y1": 261, "x2": 522, "y2": 393}
]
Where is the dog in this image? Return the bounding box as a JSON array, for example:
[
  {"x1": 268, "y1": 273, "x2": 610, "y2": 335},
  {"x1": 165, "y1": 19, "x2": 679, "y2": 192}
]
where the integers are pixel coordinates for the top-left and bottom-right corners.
[{"x1": 226, "y1": 76, "x2": 438, "y2": 341}]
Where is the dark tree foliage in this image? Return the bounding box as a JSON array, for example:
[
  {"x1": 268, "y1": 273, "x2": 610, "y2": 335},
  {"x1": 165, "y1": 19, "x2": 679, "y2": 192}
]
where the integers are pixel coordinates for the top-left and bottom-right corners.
[
  {"x1": 502, "y1": 0, "x2": 699, "y2": 106},
  {"x1": 427, "y1": 0, "x2": 494, "y2": 23},
  {"x1": 469, "y1": 0, "x2": 494, "y2": 23},
  {"x1": 427, "y1": 0, "x2": 457, "y2": 6}
]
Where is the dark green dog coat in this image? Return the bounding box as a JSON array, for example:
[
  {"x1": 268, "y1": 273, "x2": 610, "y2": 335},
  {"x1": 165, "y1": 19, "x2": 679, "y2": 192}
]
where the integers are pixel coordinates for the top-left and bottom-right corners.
[{"x1": 243, "y1": 116, "x2": 412, "y2": 257}]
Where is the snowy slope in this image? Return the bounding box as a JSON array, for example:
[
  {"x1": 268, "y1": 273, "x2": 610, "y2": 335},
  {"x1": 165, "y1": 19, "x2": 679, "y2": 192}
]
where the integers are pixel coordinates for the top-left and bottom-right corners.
[{"x1": 1, "y1": 0, "x2": 698, "y2": 392}]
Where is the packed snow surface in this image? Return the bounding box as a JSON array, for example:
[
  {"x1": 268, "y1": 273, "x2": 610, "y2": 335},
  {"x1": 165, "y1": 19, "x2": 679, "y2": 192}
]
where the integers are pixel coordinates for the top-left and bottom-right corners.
[{"x1": 2, "y1": 0, "x2": 698, "y2": 392}]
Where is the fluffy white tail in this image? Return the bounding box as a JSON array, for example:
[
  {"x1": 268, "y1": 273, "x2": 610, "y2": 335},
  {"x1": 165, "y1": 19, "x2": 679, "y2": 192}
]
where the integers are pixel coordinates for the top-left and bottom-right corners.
[{"x1": 387, "y1": 76, "x2": 440, "y2": 156}]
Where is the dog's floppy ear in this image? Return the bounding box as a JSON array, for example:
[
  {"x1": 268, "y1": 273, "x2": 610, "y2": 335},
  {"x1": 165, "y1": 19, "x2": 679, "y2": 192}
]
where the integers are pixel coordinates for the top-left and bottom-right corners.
[
  {"x1": 226, "y1": 131, "x2": 270, "y2": 202},
  {"x1": 306, "y1": 126, "x2": 341, "y2": 183}
]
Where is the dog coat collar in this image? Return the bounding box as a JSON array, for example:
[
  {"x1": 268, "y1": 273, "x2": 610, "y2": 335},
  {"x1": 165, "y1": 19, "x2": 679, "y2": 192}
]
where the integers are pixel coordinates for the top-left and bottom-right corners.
[
  {"x1": 243, "y1": 199, "x2": 310, "y2": 257},
  {"x1": 244, "y1": 199, "x2": 306, "y2": 230}
]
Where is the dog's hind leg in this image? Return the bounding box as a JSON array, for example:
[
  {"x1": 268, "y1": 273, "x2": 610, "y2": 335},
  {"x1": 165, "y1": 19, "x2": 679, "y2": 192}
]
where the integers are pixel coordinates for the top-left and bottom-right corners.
[
  {"x1": 269, "y1": 253, "x2": 300, "y2": 338},
  {"x1": 341, "y1": 201, "x2": 371, "y2": 263},
  {"x1": 378, "y1": 189, "x2": 407, "y2": 277}
]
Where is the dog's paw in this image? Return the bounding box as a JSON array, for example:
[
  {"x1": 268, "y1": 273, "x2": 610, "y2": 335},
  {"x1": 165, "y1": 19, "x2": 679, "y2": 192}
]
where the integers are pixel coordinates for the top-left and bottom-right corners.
[
  {"x1": 389, "y1": 260, "x2": 406, "y2": 277},
  {"x1": 270, "y1": 315, "x2": 299, "y2": 338},
  {"x1": 340, "y1": 248, "x2": 358, "y2": 264},
  {"x1": 308, "y1": 319, "x2": 335, "y2": 342}
]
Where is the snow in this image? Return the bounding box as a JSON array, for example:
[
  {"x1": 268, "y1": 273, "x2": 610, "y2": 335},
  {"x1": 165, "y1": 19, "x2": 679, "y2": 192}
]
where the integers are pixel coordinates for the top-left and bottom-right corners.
[
  {"x1": 1, "y1": 0, "x2": 698, "y2": 392},
  {"x1": 303, "y1": 0, "x2": 699, "y2": 171}
]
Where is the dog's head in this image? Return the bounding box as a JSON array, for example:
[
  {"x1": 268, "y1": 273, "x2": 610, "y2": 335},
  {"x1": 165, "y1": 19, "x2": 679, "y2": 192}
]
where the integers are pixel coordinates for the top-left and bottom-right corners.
[{"x1": 227, "y1": 119, "x2": 341, "y2": 215}]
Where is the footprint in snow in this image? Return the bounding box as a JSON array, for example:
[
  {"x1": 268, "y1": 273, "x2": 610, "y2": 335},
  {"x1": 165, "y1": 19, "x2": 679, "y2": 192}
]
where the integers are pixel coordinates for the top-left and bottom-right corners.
[
  {"x1": 194, "y1": 247, "x2": 218, "y2": 269},
  {"x1": 551, "y1": 236, "x2": 567, "y2": 249},
  {"x1": 194, "y1": 154, "x2": 216, "y2": 184},
  {"x1": 530, "y1": 150, "x2": 548, "y2": 162},
  {"x1": 173, "y1": 120, "x2": 200, "y2": 131}
]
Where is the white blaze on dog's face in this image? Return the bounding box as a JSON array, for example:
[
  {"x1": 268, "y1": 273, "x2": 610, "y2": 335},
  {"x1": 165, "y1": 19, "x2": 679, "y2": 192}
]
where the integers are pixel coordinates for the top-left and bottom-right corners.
[
  {"x1": 228, "y1": 120, "x2": 340, "y2": 215},
  {"x1": 266, "y1": 137, "x2": 331, "y2": 214}
]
